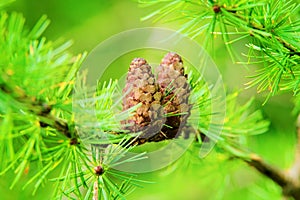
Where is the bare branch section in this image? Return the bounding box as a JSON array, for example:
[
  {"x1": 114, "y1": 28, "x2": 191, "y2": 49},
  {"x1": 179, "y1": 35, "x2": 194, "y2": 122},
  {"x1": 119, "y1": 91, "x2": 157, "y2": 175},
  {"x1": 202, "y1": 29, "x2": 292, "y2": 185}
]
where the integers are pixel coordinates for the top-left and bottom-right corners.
[
  {"x1": 246, "y1": 154, "x2": 290, "y2": 187},
  {"x1": 93, "y1": 179, "x2": 99, "y2": 200},
  {"x1": 242, "y1": 114, "x2": 300, "y2": 200},
  {"x1": 244, "y1": 154, "x2": 300, "y2": 199}
]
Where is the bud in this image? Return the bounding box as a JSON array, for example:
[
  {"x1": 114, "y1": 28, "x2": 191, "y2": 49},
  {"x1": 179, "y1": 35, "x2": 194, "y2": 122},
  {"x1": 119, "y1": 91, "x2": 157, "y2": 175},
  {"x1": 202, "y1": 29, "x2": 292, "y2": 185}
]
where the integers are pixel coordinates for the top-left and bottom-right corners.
[{"x1": 94, "y1": 165, "x2": 104, "y2": 176}]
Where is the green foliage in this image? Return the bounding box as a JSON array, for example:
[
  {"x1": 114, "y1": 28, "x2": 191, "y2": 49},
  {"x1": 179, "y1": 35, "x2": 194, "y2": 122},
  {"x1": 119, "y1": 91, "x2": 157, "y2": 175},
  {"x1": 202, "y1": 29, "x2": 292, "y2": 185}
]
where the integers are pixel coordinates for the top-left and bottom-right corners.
[
  {"x1": 224, "y1": 93, "x2": 269, "y2": 136},
  {"x1": 294, "y1": 94, "x2": 300, "y2": 114},
  {"x1": 140, "y1": 0, "x2": 300, "y2": 100},
  {"x1": 0, "y1": 0, "x2": 297, "y2": 199},
  {"x1": 217, "y1": 93, "x2": 270, "y2": 159},
  {"x1": 0, "y1": 8, "x2": 156, "y2": 198},
  {"x1": 0, "y1": 0, "x2": 14, "y2": 9},
  {"x1": 0, "y1": 9, "x2": 87, "y2": 196},
  {"x1": 50, "y1": 140, "x2": 150, "y2": 200},
  {"x1": 187, "y1": 69, "x2": 269, "y2": 157},
  {"x1": 0, "y1": 8, "x2": 270, "y2": 199}
]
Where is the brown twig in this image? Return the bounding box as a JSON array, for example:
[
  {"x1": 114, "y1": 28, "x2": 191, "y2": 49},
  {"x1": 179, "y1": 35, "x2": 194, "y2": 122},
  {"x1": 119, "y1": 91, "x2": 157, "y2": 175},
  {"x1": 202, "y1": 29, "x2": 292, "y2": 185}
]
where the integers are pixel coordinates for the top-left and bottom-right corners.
[
  {"x1": 241, "y1": 114, "x2": 300, "y2": 200},
  {"x1": 239, "y1": 154, "x2": 300, "y2": 200},
  {"x1": 240, "y1": 153, "x2": 300, "y2": 199},
  {"x1": 245, "y1": 154, "x2": 291, "y2": 188},
  {"x1": 93, "y1": 179, "x2": 99, "y2": 200},
  {"x1": 246, "y1": 154, "x2": 300, "y2": 198}
]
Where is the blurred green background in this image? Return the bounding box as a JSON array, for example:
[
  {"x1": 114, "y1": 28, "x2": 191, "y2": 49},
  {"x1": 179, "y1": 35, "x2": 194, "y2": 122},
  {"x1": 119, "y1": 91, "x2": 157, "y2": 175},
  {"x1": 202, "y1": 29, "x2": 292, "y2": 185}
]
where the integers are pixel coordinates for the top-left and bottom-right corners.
[{"x1": 0, "y1": 0, "x2": 298, "y2": 199}]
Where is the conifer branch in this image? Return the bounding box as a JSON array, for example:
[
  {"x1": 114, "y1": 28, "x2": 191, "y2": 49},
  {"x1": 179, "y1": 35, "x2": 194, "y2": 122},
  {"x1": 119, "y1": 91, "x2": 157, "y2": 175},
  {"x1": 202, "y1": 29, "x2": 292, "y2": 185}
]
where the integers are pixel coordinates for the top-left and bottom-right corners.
[
  {"x1": 140, "y1": 0, "x2": 300, "y2": 96},
  {"x1": 275, "y1": 37, "x2": 300, "y2": 57},
  {"x1": 216, "y1": 5, "x2": 300, "y2": 57},
  {"x1": 0, "y1": 1, "x2": 298, "y2": 198},
  {"x1": 0, "y1": 82, "x2": 74, "y2": 139}
]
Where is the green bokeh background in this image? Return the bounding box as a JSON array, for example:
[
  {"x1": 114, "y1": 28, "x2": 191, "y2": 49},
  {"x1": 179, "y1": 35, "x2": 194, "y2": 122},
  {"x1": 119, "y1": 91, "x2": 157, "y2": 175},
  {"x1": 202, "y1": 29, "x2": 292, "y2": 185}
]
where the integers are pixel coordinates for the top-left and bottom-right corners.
[{"x1": 0, "y1": 0, "x2": 298, "y2": 199}]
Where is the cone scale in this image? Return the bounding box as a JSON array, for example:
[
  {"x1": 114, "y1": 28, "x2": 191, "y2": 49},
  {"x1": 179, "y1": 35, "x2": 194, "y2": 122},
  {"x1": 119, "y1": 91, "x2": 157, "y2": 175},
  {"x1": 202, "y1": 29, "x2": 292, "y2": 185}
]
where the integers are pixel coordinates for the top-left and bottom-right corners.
[{"x1": 122, "y1": 53, "x2": 191, "y2": 144}]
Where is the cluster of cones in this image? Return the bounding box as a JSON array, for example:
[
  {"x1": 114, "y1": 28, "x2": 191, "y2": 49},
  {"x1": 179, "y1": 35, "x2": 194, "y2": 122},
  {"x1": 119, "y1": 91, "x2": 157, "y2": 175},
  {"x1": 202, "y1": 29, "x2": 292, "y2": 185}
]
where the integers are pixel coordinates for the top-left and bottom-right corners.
[{"x1": 122, "y1": 52, "x2": 191, "y2": 144}]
